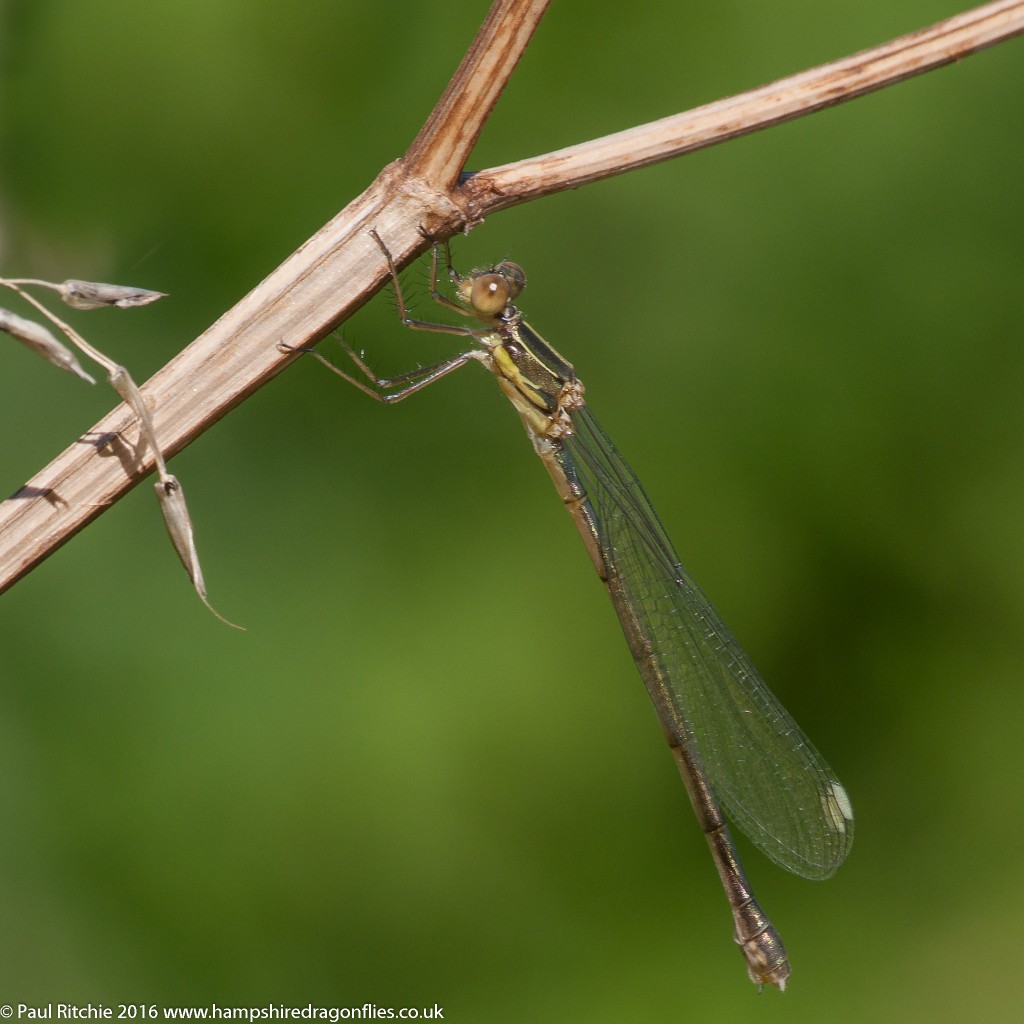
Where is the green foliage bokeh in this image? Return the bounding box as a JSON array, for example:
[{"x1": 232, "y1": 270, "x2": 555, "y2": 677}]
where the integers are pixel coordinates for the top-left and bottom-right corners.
[{"x1": 2, "y1": 2, "x2": 1023, "y2": 1020}]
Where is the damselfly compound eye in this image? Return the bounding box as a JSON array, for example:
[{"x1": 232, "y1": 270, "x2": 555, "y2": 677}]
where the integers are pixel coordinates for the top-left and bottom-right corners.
[
  {"x1": 470, "y1": 273, "x2": 510, "y2": 317},
  {"x1": 496, "y1": 261, "x2": 526, "y2": 300}
]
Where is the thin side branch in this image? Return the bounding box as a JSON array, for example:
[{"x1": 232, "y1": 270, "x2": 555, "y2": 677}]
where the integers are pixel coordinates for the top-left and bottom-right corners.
[
  {"x1": 463, "y1": 0, "x2": 1024, "y2": 210},
  {"x1": 1, "y1": 0, "x2": 1021, "y2": 595},
  {"x1": 404, "y1": 0, "x2": 550, "y2": 187}
]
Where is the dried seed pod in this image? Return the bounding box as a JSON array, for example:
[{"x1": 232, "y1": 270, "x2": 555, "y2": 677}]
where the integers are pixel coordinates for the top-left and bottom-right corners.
[
  {"x1": 156, "y1": 475, "x2": 206, "y2": 593},
  {"x1": 58, "y1": 280, "x2": 167, "y2": 310},
  {"x1": 0, "y1": 306, "x2": 96, "y2": 383},
  {"x1": 156, "y1": 475, "x2": 243, "y2": 630}
]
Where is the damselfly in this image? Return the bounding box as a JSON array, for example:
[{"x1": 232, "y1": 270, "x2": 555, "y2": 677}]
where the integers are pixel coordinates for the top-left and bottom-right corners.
[{"x1": 313, "y1": 230, "x2": 854, "y2": 990}]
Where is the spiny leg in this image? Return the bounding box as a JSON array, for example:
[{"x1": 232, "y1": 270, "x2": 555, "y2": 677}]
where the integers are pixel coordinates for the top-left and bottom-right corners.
[
  {"x1": 286, "y1": 230, "x2": 492, "y2": 402},
  {"x1": 370, "y1": 229, "x2": 484, "y2": 334},
  {"x1": 283, "y1": 338, "x2": 482, "y2": 404}
]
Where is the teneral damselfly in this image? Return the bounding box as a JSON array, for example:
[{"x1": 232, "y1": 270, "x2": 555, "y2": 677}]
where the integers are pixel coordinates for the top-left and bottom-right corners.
[{"x1": 312, "y1": 231, "x2": 854, "y2": 989}]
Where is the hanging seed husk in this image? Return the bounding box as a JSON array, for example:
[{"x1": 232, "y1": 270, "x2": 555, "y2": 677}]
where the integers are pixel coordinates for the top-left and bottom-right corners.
[
  {"x1": 58, "y1": 279, "x2": 167, "y2": 310},
  {"x1": 155, "y1": 475, "x2": 244, "y2": 630},
  {"x1": 0, "y1": 306, "x2": 96, "y2": 383}
]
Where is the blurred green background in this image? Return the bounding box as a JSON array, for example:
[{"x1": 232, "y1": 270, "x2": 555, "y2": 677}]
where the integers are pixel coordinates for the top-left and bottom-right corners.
[{"x1": 2, "y1": 1, "x2": 1023, "y2": 1019}]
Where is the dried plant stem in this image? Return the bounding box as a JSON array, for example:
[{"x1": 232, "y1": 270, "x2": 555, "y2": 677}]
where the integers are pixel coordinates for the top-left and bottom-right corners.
[
  {"x1": 404, "y1": 0, "x2": 552, "y2": 184},
  {"x1": 464, "y1": 0, "x2": 1024, "y2": 210},
  {"x1": 1, "y1": 0, "x2": 1022, "y2": 594}
]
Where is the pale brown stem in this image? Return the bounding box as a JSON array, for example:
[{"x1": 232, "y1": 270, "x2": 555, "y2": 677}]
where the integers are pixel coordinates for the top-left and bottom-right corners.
[
  {"x1": 463, "y1": 0, "x2": 1024, "y2": 211},
  {"x1": 404, "y1": 0, "x2": 551, "y2": 188},
  {"x1": 1, "y1": 0, "x2": 1021, "y2": 593}
]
